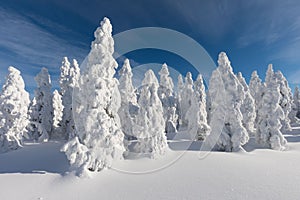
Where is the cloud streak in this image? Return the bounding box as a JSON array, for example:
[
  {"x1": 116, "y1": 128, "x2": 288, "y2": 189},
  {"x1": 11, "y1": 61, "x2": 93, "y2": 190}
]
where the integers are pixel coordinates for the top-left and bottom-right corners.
[
  {"x1": 235, "y1": 1, "x2": 300, "y2": 50},
  {"x1": 0, "y1": 7, "x2": 88, "y2": 92}
]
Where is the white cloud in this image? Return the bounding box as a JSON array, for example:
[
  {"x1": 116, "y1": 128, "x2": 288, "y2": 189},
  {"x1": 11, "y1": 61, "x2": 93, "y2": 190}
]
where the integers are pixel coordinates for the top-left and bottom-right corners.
[
  {"x1": 288, "y1": 69, "x2": 300, "y2": 84},
  {"x1": 236, "y1": 2, "x2": 300, "y2": 49},
  {"x1": 0, "y1": 8, "x2": 86, "y2": 67},
  {"x1": 167, "y1": 0, "x2": 235, "y2": 41},
  {"x1": 0, "y1": 7, "x2": 88, "y2": 93}
]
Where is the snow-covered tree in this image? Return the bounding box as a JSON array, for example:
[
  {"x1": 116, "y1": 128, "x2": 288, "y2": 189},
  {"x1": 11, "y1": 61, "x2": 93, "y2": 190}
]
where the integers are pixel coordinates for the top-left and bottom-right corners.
[
  {"x1": 207, "y1": 52, "x2": 248, "y2": 152},
  {"x1": 249, "y1": 70, "x2": 263, "y2": 127},
  {"x1": 185, "y1": 74, "x2": 210, "y2": 140},
  {"x1": 158, "y1": 63, "x2": 177, "y2": 133},
  {"x1": 118, "y1": 59, "x2": 138, "y2": 140},
  {"x1": 179, "y1": 72, "x2": 194, "y2": 128},
  {"x1": 195, "y1": 74, "x2": 210, "y2": 138},
  {"x1": 289, "y1": 86, "x2": 300, "y2": 124},
  {"x1": 177, "y1": 74, "x2": 184, "y2": 95},
  {"x1": 27, "y1": 97, "x2": 38, "y2": 138},
  {"x1": 52, "y1": 90, "x2": 64, "y2": 139},
  {"x1": 62, "y1": 17, "x2": 125, "y2": 173},
  {"x1": 295, "y1": 86, "x2": 300, "y2": 119},
  {"x1": 133, "y1": 70, "x2": 168, "y2": 158},
  {"x1": 0, "y1": 67, "x2": 30, "y2": 153},
  {"x1": 29, "y1": 67, "x2": 53, "y2": 142},
  {"x1": 275, "y1": 71, "x2": 292, "y2": 132},
  {"x1": 59, "y1": 57, "x2": 80, "y2": 139},
  {"x1": 237, "y1": 72, "x2": 256, "y2": 135},
  {"x1": 256, "y1": 65, "x2": 287, "y2": 150},
  {"x1": 206, "y1": 91, "x2": 212, "y2": 124},
  {"x1": 249, "y1": 71, "x2": 263, "y2": 103},
  {"x1": 176, "y1": 74, "x2": 184, "y2": 128},
  {"x1": 236, "y1": 72, "x2": 248, "y2": 90}
]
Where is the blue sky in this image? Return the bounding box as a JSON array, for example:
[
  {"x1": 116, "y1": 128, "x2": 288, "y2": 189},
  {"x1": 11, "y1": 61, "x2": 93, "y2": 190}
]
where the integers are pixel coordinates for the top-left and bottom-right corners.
[{"x1": 0, "y1": 0, "x2": 300, "y2": 94}]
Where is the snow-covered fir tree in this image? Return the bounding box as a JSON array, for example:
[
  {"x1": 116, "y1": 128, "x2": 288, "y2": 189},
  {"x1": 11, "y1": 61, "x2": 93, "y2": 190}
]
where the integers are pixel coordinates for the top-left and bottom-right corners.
[
  {"x1": 177, "y1": 74, "x2": 184, "y2": 95},
  {"x1": 27, "y1": 97, "x2": 38, "y2": 138},
  {"x1": 62, "y1": 17, "x2": 125, "y2": 173},
  {"x1": 176, "y1": 74, "x2": 184, "y2": 128},
  {"x1": 52, "y1": 90, "x2": 64, "y2": 139},
  {"x1": 133, "y1": 70, "x2": 168, "y2": 158},
  {"x1": 236, "y1": 72, "x2": 248, "y2": 90},
  {"x1": 118, "y1": 59, "x2": 138, "y2": 141},
  {"x1": 207, "y1": 52, "x2": 248, "y2": 152},
  {"x1": 179, "y1": 72, "x2": 194, "y2": 129},
  {"x1": 275, "y1": 70, "x2": 292, "y2": 132},
  {"x1": 289, "y1": 86, "x2": 300, "y2": 124},
  {"x1": 256, "y1": 65, "x2": 287, "y2": 150},
  {"x1": 249, "y1": 71, "x2": 263, "y2": 100},
  {"x1": 29, "y1": 67, "x2": 53, "y2": 142},
  {"x1": 249, "y1": 70, "x2": 263, "y2": 128},
  {"x1": 206, "y1": 91, "x2": 212, "y2": 124},
  {"x1": 158, "y1": 63, "x2": 178, "y2": 133},
  {"x1": 185, "y1": 74, "x2": 210, "y2": 140},
  {"x1": 59, "y1": 57, "x2": 80, "y2": 139},
  {"x1": 0, "y1": 67, "x2": 30, "y2": 153},
  {"x1": 237, "y1": 72, "x2": 256, "y2": 135}
]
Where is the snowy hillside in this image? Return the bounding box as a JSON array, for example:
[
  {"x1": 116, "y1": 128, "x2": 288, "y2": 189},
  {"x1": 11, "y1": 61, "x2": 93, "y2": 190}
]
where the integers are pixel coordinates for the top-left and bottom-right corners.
[{"x1": 1, "y1": 128, "x2": 300, "y2": 200}]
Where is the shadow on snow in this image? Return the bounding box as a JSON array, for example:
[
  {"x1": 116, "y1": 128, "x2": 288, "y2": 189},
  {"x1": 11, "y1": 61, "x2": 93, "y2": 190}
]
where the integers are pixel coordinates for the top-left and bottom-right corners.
[{"x1": 0, "y1": 141, "x2": 69, "y2": 175}]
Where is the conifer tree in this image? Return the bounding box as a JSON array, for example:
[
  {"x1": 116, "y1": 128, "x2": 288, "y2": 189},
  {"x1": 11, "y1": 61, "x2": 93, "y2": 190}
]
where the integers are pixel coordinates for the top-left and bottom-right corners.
[
  {"x1": 237, "y1": 72, "x2": 256, "y2": 135},
  {"x1": 158, "y1": 63, "x2": 177, "y2": 133},
  {"x1": 30, "y1": 67, "x2": 53, "y2": 142},
  {"x1": 133, "y1": 70, "x2": 168, "y2": 158},
  {"x1": 256, "y1": 65, "x2": 287, "y2": 150},
  {"x1": 0, "y1": 67, "x2": 30, "y2": 152},
  {"x1": 207, "y1": 52, "x2": 248, "y2": 152},
  {"x1": 289, "y1": 86, "x2": 300, "y2": 124},
  {"x1": 62, "y1": 18, "x2": 125, "y2": 173},
  {"x1": 59, "y1": 57, "x2": 80, "y2": 138}
]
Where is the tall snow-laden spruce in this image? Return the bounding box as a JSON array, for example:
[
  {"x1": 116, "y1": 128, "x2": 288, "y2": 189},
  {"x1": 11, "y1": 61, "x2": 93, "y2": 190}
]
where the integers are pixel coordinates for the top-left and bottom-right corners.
[
  {"x1": 289, "y1": 86, "x2": 300, "y2": 124},
  {"x1": 27, "y1": 97, "x2": 38, "y2": 138},
  {"x1": 206, "y1": 91, "x2": 212, "y2": 124},
  {"x1": 62, "y1": 18, "x2": 125, "y2": 173},
  {"x1": 275, "y1": 71, "x2": 292, "y2": 132},
  {"x1": 249, "y1": 70, "x2": 263, "y2": 127},
  {"x1": 249, "y1": 71, "x2": 263, "y2": 100},
  {"x1": 59, "y1": 57, "x2": 80, "y2": 139},
  {"x1": 237, "y1": 72, "x2": 256, "y2": 135},
  {"x1": 177, "y1": 74, "x2": 184, "y2": 128},
  {"x1": 207, "y1": 52, "x2": 248, "y2": 152},
  {"x1": 185, "y1": 74, "x2": 210, "y2": 140},
  {"x1": 256, "y1": 64, "x2": 287, "y2": 150},
  {"x1": 118, "y1": 59, "x2": 138, "y2": 140},
  {"x1": 179, "y1": 72, "x2": 194, "y2": 129},
  {"x1": 30, "y1": 67, "x2": 53, "y2": 142},
  {"x1": 52, "y1": 90, "x2": 64, "y2": 139},
  {"x1": 133, "y1": 70, "x2": 168, "y2": 158},
  {"x1": 158, "y1": 63, "x2": 178, "y2": 133},
  {"x1": 0, "y1": 67, "x2": 30, "y2": 153}
]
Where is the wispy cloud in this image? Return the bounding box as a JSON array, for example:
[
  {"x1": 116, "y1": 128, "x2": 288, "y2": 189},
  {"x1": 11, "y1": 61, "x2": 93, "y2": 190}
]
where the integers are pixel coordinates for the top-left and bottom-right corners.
[
  {"x1": 166, "y1": 0, "x2": 235, "y2": 41},
  {"x1": 236, "y1": 1, "x2": 300, "y2": 48},
  {"x1": 288, "y1": 69, "x2": 300, "y2": 84},
  {"x1": 0, "y1": 7, "x2": 88, "y2": 92},
  {"x1": 170, "y1": 0, "x2": 300, "y2": 52}
]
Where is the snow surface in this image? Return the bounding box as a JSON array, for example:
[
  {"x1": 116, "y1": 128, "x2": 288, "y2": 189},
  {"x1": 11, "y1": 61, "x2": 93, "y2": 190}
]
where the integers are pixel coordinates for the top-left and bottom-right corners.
[{"x1": 1, "y1": 128, "x2": 300, "y2": 200}]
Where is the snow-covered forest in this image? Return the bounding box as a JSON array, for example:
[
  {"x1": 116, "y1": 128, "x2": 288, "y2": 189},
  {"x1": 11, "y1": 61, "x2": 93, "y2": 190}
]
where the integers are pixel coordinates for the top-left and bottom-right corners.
[{"x1": 1, "y1": 17, "x2": 300, "y2": 179}]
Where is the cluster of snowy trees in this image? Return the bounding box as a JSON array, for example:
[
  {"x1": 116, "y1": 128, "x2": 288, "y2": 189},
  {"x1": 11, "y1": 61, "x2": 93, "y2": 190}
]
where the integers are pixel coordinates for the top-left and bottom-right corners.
[
  {"x1": 0, "y1": 58, "x2": 80, "y2": 153},
  {"x1": 1, "y1": 17, "x2": 300, "y2": 175}
]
